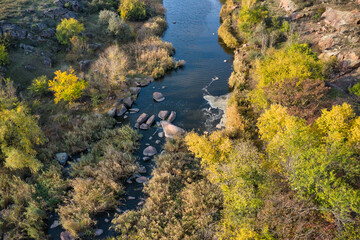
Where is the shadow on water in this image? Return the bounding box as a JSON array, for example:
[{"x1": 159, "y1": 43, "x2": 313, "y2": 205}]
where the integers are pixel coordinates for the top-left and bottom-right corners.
[{"x1": 48, "y1": 0, "x2": 233, "y2": 238}]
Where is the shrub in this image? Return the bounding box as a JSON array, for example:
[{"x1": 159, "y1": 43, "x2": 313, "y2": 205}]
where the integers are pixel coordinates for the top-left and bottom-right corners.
[
  {"x1": 88, "y1": 45, "x2": 129, "y2": 94},
  {"x1": 48, "y1": 67, "x2": 88, "y2": 104},
  {"x1": 119, "y1": 0, "x2": 147, "y2": 21},
  {"x1": 99, "y1": 10, "x2": 118, "y2": 24},
  {"x1": 88, "y1": 0, "x2": 118, "y2": 12},
  {"x1": 238, "y1": 5, "x2": 268, "y2": 35},
  {"x1": 349, "y1": 82, "x2": 360, "y2": 96},
  {"x1": 28, "y1": 76, "x2": 50, "y2": 96},
  {"x1": 56, "y1": 18, "x2": 85, "y2": 45},
  {"x1": 108, "y1": 15, "x2": 133, "y2": 41},
  {"x1": 0, "y1": 44, "x2": 9, "y2": 65},
  {"x1": 218, "y1": 18, "x2": 239, "y2": 48},
  {"x1": 137, "y1": 16, "x2": 167, "y2": 40},
  {"x1": 59, "y1": 126, "x2": 139, "y2": 237}
]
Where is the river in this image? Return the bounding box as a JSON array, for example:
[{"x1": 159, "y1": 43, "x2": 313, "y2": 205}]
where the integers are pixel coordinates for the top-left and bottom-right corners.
[{"x1": 48, "y1": 0, "x2": 233, "y2": 238}]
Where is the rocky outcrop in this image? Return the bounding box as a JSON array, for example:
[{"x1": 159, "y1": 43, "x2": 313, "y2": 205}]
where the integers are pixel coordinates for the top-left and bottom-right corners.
[
  {"x1": 160, "y1": 121, "x2": 185, "y2": 138},
  {"x1": 0, "y1": 22, "x2": 27, "y2": 40},
  {"x1": 321, "y1": 7, "x2": 360, "y2": 32},
  {"x1": 279, "y1": 0, "x2": 297, "y2": 13}
]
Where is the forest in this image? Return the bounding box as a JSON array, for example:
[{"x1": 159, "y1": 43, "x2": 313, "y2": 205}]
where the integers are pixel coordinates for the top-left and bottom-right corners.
[{"x1": 1, "y1": 0, "x2": 360, "y2": 239}]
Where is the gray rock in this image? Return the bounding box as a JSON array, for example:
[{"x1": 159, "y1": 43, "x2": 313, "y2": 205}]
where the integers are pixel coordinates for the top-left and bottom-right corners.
[
  {"x1": 107, "y1": 107, "x2": 116, "y2": 117},
  {"x1": 128, "y1": 196, "x2": 135, "y2": 200},
  {"x1": 104, "y1": 218, "x2": 110, "y2": 223},
  {"x1": 116, "y1": 104, "x2": 127, "y2": 117},
  {"x1": 43, "y1": 56, "x2": 53, "y2": 68},
  {"x1": 146, "y1": 114, "x2": 155, "y2": 126},
  {"x1": 143, "y1": 157, "x2": 150, "y2": 161},
  {"x1": 134, "y1": 122, "x2": 140, "y2": 128},
  {"x1": 139, "y1": 166, "x2": 147, "y2": 174},
  {"x1": 136, "y1": 113, "x2": 148, "y2": 124},
  {"x1": 24, "y1": 64, "x2": 36, "y2": 71},
  {"x1": 60, "y1": 231, "x2": 75, "y2": 240},
  {"x1": 35, "y1": 23, "x2": 47, "y2": 31},
  {"x1": 40, "y1": 28, "x2": 56, "y2": 38},
  {"x1": 19, "y1": 43, "x2": 35, "y2": 53},
  {"x1": 161, "y1": 121, "x2": 185, "y2": 138},
  {"x1": 1, "y1": 23, "x2": 27, "y2": 39},
  {"x1": 130, "y1": 87, "x2": 141, "y2": 95},
  {"x1": 95, "y1": 229, "x2": 103, "y2": 237},
  {"x1": 89, "y1": 43, "x2": 102, "y2": 51},
  {"x1": 167, "y1": 111, "x2": 176, "y2": 122},
  {"x1": 55, "y1": 152, "x2": 68, "y2": 165},
  {"x1": 79, "y1": 60, "x2": 91, "y2": 72},
  {"x1": 158, "y1": 110, "x2": 169, "y2": 120},
  {"x1": 50, "y1": 220, "x2": 60, "y2": 229},
  {"x1": 129, "y1": 108, "x2": 139, "y2": 113},
  {"x1": 123, "y1": 97, "x2": 133, "y2": 108},
  {"x1": 140, "y1": 123, "x2": 149, "y2": 130},
  {"x1": 143, "y1": 146, "x2": 157, "y2": 156},
  {"x1": 136, "y1": 176, "x2": 148, "y2": 184},
  {"x1": 155, "y1": 140, "x2": 161, "y2": 144},
  {"x1": 158, "y1": 132, "x2": 164, "y2": 138},
  {"x1": 153, "y1": 92, "x2": 165, "y2": 102}
]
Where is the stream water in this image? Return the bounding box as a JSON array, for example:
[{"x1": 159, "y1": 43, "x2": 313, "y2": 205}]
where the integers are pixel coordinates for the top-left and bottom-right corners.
[{"x1": 48, "y1": 0, "x2": 233, "y2": 238}]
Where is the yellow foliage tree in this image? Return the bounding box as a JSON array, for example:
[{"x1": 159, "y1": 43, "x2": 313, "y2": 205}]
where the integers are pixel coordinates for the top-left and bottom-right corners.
[{"x1": 49, "y1": 67, "x2": 87, "y2": 104}]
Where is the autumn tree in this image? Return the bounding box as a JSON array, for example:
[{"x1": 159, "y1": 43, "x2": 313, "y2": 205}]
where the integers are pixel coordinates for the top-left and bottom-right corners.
[
  {"x1": 56, "y1": 18, "x2": 85, "y2": 45},
  {"x1": 118, "y1": 0, "x2": 147, "y2": 21},
  {"x1": 250, "y1": 43, "x2": 324, "y2": 109},
  {"x1": 257, "y1": 104, "x2": 360, "y2": 232},
  {"x1": 0, "y1": 44, "x2": 9, "y2": 65},
  {"x1": 48, "y1": 67, "x2": 87, "y2": 104},
  {"x1": 263, "y1": 77, "x2": 329, "y2": 121},
  {"x1": 0, "y1": 79, "x2": 45, "y2": 172}
]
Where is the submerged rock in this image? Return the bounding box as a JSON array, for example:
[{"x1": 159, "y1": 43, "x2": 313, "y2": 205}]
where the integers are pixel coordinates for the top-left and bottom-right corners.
[
  {"x1": 136, "y1": 113, "x2": 148, "y2": 123},
  {"x1": 158, "y1": 110, "x2": 169, "y2": 120},
  {"x1": 153, "y1": 92, "x2": 165, "y2": 102},
  {"x1": 167, "y1": 111, "x2": 176, "y2": 122},
  {"x1": 50, "y1": 220, "x2": 60, "y2": 229},
  {"x1": 136, "y1": 176, "x2": 148, "y2": 184},
  {"x1": 146, "y1": 114, "x2": 155, "y2": 126},
  {"x1": 143, "y1": 146, "x2": 157, "y2": 156},
  {"x1": 160, "y1": 121, "x2": 185, "y2": 138},
  {"x1": 95, "y1": 229, "x2": 103, "y2": 236}
]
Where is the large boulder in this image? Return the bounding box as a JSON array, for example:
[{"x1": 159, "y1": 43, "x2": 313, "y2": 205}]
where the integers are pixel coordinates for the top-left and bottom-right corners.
[
  {"x1": 160, "y1": 121, "x2": 185, "y2": 138},
  {"x1": 130, "y1": 87, "x2": 141, "y2": 95},
  {"x1": 153, "y1": 92, "x2": 165, "y2": 102},
  {"x1": 116, "y1": 104, "x2": 127, "y2": 117},
  {"x1": 143, "y1": 146, "x2": 157, "y2": 156},
  {"x1": 55, "y1": 152, "x2": 68, "y2": 165},
  {"x1": 123, "y1": 97, "x2": 133, "y2": 108}
]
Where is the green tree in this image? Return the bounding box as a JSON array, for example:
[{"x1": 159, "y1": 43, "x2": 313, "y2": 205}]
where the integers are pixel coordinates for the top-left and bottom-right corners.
[
  {"x1": 119, "y1": 0, "x2": 146, "y2": 21},
  {"x1": 0, "y1": 44, "x2": 9, "y2": 65},
  {"x1": 48, "y1": 67, "x2": 88, "y2": 104},
  {"x1": 56, "y1": 18, "x2": 85, "y2": 45}
]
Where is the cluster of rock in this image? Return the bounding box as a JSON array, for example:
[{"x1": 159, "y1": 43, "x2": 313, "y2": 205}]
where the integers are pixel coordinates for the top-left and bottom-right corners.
[{"x1": 134, "y1": 110, "x2": 177, "y2": 130}]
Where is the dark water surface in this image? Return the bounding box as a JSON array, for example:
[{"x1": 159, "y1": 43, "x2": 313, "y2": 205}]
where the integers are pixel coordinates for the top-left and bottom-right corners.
[{"x1": 49, "y1": 0, "x2": 233, "y2": 238}]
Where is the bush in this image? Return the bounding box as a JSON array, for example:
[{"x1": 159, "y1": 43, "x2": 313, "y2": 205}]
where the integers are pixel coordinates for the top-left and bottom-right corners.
[
  {"x1": 108, "y1": 15, "x2": 133, "y2": 41},
  {"x1": 59, "y1": 126, "x2": 139, "y2": 237},
  {"x1": 99, "y1": 9, "x2": 118, "y2": 24},
  {"x1": 137, "y1": 16, "x2": 167, "y2": 40},
  {"x1": 0, "y1": 44, "x2": 9, "y2": 65},
  {"x1": 349, "y1": 82, "x2": 360, "y2": 96},
  {"x1": 238, "y1": 5, "x2": 268, "y2": 35},
  {"x1": 56, "y1": 18, "x2": 85, "y2": 45},
  {"x1": 88, "y1": 0, "x2": 118, "y2": 12},
  {"x1": 28, "y1": 76, "x2": 50, "y2": 96},
  {"x1": 218, "y1": 18, "x2": 239, "y2": 49},
  {"x1": 48, "y1": 67, "x2": 88, "y2": 104},
  {"x1": 119, "y1": 0, "x2": 147, "y2": 21}
]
